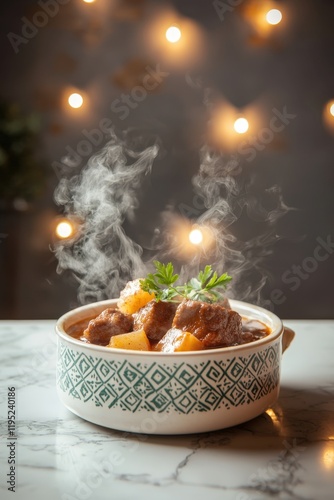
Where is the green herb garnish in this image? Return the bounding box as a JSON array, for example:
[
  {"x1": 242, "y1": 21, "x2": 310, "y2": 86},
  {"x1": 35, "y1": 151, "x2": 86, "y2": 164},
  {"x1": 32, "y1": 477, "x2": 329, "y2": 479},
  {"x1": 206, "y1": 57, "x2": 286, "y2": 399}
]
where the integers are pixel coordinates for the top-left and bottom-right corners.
[{"x1": 140, "y1": 261, "x2": 232, "y2": 303}]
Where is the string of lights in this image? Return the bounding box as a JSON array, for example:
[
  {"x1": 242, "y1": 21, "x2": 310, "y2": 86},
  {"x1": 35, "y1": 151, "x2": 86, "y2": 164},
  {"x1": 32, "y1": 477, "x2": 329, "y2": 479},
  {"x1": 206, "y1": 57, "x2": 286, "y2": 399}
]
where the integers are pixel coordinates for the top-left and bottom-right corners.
[{"x1": 55, "y1": 0, "x2": 333, "y2": 247}]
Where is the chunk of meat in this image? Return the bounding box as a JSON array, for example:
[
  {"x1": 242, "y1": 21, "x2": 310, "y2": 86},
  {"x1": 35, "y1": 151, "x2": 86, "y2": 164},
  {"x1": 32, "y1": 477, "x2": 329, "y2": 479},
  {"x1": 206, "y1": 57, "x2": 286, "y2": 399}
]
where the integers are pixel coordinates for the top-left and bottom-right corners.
[
  {"x1": 218, "y1": 297, "x2": 231, "y2": 309},
  {"x1": 83, "y1": 308, "x2": 133, "y2": 346},
  {"x1": 133, "y1": 300, "x2": 178, "y2": 342},
  {"x1": 172, "y1": 300, "x2": 242, "y2": 348}
]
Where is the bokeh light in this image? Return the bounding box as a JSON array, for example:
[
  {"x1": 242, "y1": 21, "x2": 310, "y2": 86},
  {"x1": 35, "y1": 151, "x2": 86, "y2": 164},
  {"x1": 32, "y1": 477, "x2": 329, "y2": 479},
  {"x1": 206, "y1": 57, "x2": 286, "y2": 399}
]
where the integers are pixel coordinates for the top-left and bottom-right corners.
[
  {"x1": 241, "y1": 2, "x2": 285, "y2": 37},
  {"x1": 55, "y1": 220, "x2": 74, "y2": 239},
  {"x1": 68, "y1": 93, "x2": 84, "y2": 109},
  {"x1": 324, "y1": 99, "x2": 334, "y2": 119},
  {"x1": 145, "y1": 11, "x2": 204, "y2": 69},
  {"x1": 234, "y1": 117, "x2": 249, "y2": 134},
  {"x1": 265, "y1": 408, "x2": 282, "y2": 432},
  {"x1": 322, "y1": 441, "x2": 334, "y2": 470},
  {"x1": 329, "y1": 102, "x2": 334, "y2": 117},
  {"x1": 189, "y1": 228, "x2": 203, "y2": 245},
  {"x1": 82, "y1": 0, "x2": 96, "y2": 3},
  {"x1": 166, "y1": 26, "x2": 182, "y2": 43},
  {"x1": 266, "y1": 9, "x2": 282, "y2": 25},
  {"x1": 323, "y1": 100, "x2": 334, "y2": 134}
]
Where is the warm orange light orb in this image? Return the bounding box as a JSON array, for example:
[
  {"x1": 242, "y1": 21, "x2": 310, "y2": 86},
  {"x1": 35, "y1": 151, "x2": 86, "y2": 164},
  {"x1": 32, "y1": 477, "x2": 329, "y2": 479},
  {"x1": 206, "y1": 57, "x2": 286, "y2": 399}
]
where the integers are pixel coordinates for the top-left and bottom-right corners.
[
  {"x1": 189, "y1": 228, "x2": 203, "y2": 245},
  {"x1": 234, "y1": 117, "x2": 249, "y2": 134},
  {"x1": 322, "y1": 441, "x2": 334, "y2": 470},
  {"x1": 56, "y1": 221, "x2": 74, "y2": 239},
  {"x1": 68, "y1": 93, "x2": 84, "y2": 109},
  {"x1": 166, "y1": 26, "x2": 182, "y2": 43},
  {"x1": 329, "y1": 102, "x2": 334, "y2": 117},
  {"x1": 323, "y1": 100, "x2": 334, "y2": 133},
  {"x1": 83, "y1": 0, "x2": 95, "y2": 3},
  {"x1": 266, "y1": 9, "x2": 282, "y2": 25}
]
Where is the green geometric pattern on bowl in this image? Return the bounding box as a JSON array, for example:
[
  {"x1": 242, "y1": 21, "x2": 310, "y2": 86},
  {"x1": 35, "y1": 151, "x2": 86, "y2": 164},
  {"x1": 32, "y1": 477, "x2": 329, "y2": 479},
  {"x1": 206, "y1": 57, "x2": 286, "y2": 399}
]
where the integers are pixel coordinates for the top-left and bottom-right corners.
[{"x1": 57, "y1": 343, "x2": 280, "y2": 415}]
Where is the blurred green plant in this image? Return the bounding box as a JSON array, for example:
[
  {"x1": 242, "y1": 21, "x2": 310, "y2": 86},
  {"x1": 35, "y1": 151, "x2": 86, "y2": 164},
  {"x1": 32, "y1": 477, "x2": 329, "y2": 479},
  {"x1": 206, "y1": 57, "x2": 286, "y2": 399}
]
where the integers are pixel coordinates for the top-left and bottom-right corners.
[{"x1": 0, "y1": 102, "x2": 45, "y2": 207}]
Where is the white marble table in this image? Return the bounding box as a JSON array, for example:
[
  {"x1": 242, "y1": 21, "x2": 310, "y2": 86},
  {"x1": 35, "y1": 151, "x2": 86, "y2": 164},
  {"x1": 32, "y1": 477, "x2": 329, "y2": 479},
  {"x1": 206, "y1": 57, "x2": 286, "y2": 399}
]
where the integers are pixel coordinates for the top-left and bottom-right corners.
[{"x1": 0, "y1": 320, "x2": 333, "y2": 500}]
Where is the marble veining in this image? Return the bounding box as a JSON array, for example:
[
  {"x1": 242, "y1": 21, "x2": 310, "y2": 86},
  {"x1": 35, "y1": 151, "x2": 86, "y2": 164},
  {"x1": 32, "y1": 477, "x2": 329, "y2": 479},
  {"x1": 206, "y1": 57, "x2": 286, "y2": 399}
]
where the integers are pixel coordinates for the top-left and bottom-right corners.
[{"x1": 0, "y1": 320, "x2": 333, "y2": 500}]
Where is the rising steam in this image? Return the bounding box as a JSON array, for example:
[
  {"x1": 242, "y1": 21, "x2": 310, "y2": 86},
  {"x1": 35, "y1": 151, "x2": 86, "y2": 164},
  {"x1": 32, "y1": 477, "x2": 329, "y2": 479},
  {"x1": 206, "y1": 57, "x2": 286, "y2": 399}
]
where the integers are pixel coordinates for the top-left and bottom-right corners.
[
  {"x1": 54, "y1": 131, "x2": 158, "y2": 304},
  {"x1": 54, "y1": 130, "x2": 291, "y2": 308},
  {"x1": 190, "y1": 146, "x2": 292, "y2": 307},
  {"x1": 152, "y1": 145, "x2": 292, "y2": 308}
]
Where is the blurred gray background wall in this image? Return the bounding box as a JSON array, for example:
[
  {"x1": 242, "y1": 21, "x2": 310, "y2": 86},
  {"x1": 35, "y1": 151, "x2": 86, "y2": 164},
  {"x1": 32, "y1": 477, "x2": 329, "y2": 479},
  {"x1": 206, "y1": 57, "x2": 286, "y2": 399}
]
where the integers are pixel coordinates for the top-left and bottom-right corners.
[{"x1": 0, "y1": 0, "x2": 333, "y2": 319}]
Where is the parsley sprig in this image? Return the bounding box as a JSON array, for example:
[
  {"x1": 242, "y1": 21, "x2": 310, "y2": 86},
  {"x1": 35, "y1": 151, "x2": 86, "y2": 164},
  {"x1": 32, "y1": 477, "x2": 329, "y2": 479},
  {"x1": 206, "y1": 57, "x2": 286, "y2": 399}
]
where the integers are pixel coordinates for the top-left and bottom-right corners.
[{"x1": 140, "y1": 261, "x2": 232, "y2": 303}]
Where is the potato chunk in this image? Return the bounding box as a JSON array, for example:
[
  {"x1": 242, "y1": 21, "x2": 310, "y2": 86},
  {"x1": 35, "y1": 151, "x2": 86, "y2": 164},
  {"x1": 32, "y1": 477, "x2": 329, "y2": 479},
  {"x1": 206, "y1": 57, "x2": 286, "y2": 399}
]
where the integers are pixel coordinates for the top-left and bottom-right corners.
[
  {"x1": 107, "y1": 330, "x2": 151, "y2": 351},
  {"x1": 156, "y1": 328, "x2": 204, "y2": 353},
  {"x1": 117, "y1": 279, "x2": 155, "y2": 315}
]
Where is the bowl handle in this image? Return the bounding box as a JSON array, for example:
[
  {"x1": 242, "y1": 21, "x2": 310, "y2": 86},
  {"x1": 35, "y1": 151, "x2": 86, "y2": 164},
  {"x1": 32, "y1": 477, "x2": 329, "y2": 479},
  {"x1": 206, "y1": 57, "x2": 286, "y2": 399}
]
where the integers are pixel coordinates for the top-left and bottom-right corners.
[{"x1": 282, "y1": 326, "x2": 295, "y2": 353}]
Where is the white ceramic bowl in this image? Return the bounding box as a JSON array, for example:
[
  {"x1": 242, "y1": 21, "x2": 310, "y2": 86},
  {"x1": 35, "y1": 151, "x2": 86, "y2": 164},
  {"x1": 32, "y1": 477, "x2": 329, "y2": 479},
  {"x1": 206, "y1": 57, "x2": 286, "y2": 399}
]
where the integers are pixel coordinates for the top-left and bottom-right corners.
[{"x1": 55, "y1": 299, "x2": 294, "y2": 435}]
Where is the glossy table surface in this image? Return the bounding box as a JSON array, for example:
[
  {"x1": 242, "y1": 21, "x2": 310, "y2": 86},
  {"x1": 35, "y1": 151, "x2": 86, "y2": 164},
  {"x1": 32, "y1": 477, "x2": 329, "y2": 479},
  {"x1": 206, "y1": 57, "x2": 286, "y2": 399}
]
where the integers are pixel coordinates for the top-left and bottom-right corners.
[{"x1": 0, "y1": 319, "x2": 333, "y2": 500}]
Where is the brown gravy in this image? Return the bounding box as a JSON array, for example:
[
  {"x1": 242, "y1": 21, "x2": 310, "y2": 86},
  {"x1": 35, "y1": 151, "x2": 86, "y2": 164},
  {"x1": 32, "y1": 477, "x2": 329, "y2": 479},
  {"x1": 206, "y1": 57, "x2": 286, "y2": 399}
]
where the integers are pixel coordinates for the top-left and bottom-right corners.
[
  {"x1": 240, "y1": 319, "x2": 270, "y2": 344},
  {"x1": 67, "y1": 312, "x2": 270, "y2": 348}
]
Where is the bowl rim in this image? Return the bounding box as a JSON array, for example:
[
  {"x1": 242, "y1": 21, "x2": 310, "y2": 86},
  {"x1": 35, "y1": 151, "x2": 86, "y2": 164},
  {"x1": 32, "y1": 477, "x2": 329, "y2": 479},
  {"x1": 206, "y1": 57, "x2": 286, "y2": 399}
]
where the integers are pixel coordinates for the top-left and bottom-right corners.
[{"x1": 55, "y1": 298, "x2": 284, "y2": 357}]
